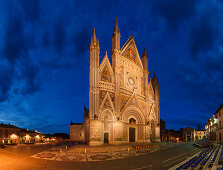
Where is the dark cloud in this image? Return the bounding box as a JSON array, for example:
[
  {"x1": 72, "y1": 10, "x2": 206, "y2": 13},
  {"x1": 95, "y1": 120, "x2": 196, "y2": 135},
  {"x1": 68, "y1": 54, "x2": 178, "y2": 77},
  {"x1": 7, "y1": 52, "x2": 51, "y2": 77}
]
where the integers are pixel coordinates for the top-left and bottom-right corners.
[
  {"x1": 189, "y1": 7, "x2": 222, "y2": 58},
  {"x1": 0, "y1": 62, "x2": 14, "y2": 101},
  {"x1": 20, "y1": 0, "x2": 40, "y2": 22},
  {"x1": 19, "y1": 57, "x2": 41, "y2": 96},
  {"x1": 151, "y1": 0, "x2": 200, "y2": 29},
  {"x1": 53, "y1": 19, "x2": 66, "y2": 54},
  {"x1": 3, "y1": 14, "x2": 26, "y2": 64}
]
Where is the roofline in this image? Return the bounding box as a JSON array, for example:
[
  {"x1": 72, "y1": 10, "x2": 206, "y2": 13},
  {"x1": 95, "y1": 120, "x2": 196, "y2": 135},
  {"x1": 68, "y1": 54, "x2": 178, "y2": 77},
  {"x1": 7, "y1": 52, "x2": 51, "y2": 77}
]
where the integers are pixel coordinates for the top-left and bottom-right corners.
[
  {"x1": 214, "y1": 104, "x2": 223, "y2": 115},
  {"x1": 120, "y1": 35, "x2": 133, "y2": 51}
]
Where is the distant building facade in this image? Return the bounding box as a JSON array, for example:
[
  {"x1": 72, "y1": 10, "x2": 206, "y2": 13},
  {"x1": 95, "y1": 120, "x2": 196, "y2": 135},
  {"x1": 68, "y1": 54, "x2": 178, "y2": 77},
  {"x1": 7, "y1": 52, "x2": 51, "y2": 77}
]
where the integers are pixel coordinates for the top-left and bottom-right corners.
[
  {"x1": 70, "y1": 19, "x2": 160, "y2": 145},
  {"x1": 183, "y1": 127, "x2": 196, "y2": 141},
  {"x1": 160, "y1": 119, "x2": 170, "y2": 142},
  {"x1": 206, "y1": 104, "x2": 223, "y2": 143},
  {"x1": 195, "y1": 130, "x2": 206, "y2": 140},
  {"x1": 0, "y1": 123, "x2": 43, "y2": 144}
]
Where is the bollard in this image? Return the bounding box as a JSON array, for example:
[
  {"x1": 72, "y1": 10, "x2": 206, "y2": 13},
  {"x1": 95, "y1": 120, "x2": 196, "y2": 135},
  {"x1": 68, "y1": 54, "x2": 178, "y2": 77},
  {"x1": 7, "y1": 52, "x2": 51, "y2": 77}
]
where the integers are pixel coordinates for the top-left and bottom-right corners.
[
  {"x1": 85, "y1": 149, "x2": 86, "y2": 154},
  {"x1": 66, "y1": 146, "x2": 67, "y2": 150}
]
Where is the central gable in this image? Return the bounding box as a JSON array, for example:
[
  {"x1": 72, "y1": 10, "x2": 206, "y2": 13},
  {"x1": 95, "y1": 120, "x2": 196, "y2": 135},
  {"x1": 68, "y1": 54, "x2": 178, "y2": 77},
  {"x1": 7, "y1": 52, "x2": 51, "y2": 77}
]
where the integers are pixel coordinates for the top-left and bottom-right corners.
[{"x1": 121, "y1": 36, "x2": 143, "y2": 68}]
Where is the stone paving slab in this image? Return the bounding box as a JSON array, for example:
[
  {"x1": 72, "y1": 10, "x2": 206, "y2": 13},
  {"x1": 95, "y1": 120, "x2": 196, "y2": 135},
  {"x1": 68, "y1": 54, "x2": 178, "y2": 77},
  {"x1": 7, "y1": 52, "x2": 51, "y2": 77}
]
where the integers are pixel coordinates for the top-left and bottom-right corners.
[
  {"x1": 32, "y1": 142, "x2": 180, "y2": 162},
  {"x1": 32, "y1": 147, "x2": 153, "y2": 162}
]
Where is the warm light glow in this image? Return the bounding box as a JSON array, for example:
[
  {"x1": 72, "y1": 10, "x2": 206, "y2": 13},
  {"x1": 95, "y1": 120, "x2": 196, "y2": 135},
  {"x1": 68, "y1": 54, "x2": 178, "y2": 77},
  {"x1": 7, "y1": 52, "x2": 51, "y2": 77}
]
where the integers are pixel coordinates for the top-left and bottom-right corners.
[
  {"x1": 10, "y1": 134, "x2": 17, "y2": 139},
  {"x1": 25, "y1": 135, "x2": 30, "y2": 138},
  {"x1": 36, "y1": 135, "x2": 39, "y2": 138}
]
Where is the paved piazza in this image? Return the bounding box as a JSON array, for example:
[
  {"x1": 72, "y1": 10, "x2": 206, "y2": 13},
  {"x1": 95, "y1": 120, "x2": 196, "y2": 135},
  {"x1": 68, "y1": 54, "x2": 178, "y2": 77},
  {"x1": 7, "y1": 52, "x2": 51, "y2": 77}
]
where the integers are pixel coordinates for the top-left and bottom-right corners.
[
  {"x1": 0, "y1": 142, "x2": 202, "y2": 170},
  {"x1": 31, "y1": 145, "x2": 151, "y2": 162}
]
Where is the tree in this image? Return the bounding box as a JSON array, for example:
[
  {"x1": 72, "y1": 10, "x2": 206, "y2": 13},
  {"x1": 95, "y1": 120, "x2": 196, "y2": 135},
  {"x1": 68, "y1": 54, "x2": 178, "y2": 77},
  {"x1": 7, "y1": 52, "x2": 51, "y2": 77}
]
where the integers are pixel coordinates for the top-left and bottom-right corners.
[{"x1": 198, "y1": 125, "x2": 201, "y2": 130}]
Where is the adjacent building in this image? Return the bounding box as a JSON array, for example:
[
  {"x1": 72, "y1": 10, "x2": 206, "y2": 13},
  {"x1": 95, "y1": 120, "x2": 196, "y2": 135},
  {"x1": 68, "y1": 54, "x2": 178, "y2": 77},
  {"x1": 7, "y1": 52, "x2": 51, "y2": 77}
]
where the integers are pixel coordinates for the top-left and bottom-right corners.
[
  {"x1": 160, "y1": 119, "x2": 170, "y2": 142},
  {"x1": 183, "y1": 127, "x2": 196, "y2": 141},
  {"x1": 70, "y1": 19, "x2": 160, "y2": 145},
  {"x1": 206, "y1": 104, "x2": 223, "y2": 143},
  {"x1": 195, "y1": 130, "x2": 206, "y2": 140},
  {"x1": 0, "y1": 123, "x2": 43, "y2": 144}
]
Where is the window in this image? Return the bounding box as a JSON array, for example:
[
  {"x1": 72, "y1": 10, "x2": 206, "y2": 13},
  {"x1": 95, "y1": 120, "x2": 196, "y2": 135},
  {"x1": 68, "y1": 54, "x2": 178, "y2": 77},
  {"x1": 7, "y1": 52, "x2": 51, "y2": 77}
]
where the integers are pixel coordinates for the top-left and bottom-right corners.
[{"x1": 129, "y1": 118, "x2": 136, "y2": 124}]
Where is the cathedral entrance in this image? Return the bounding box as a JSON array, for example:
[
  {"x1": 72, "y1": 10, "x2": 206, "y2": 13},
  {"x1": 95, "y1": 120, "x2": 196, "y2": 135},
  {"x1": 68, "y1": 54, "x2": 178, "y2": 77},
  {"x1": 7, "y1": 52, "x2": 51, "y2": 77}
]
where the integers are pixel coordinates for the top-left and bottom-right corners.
[
  {"x1": 104, "y1": 133, "x2": 109, "y2": 144},
  {"x1": 129, "y1": 128, "x2": 135, "y2": 142}
]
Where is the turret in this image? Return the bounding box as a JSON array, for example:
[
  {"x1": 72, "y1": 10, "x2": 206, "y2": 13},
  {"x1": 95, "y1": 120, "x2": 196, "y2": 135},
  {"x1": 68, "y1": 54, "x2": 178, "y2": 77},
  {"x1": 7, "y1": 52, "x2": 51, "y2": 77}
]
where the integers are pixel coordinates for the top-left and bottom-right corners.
[
  {"x1": 112, "y1": 18, "x2": 120, "y2": 53},
  {"x1": 89, "y1": 29, "x2": 100, "y2": 119}
]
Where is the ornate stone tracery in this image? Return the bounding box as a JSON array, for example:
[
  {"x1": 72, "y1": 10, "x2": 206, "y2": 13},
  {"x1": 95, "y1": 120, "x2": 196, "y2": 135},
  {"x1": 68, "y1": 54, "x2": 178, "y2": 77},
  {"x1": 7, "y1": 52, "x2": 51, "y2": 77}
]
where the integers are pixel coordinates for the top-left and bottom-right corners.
[{"x1": 71, "y1": 19, "x2": 160, "y2": 146}]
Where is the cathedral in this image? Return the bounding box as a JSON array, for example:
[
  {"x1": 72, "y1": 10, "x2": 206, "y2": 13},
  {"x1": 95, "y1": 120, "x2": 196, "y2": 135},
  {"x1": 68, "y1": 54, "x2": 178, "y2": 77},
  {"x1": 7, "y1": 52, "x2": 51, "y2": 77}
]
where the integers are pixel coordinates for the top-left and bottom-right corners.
[{"x1": 70, "y1": 19, "x2": 160, "y2": 146}]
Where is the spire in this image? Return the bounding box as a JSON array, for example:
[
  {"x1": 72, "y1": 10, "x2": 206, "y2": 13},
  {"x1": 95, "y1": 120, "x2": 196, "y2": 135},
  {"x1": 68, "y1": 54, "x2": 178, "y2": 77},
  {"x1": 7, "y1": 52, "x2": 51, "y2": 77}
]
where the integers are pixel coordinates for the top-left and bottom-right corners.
[
  {"x1": 142, "y1": 45, "x2": 148, "y2": 70},
  {"x1": 142, "y1": 44, "x2": 148, "y2": 58},
  {"x1": 114, "y1": 17, "x2": 119, "y2": 32},
  {"x1": 93, "y1": 28, "x2": 96, "y2": 42},
  {"x1": 154, "y1": 72, "x2": 156, "y2": 79},
  {"x1": 105, "y1": 51, "x2": 108, "y2": 57},
  {"x1": 112, "y1": 18, "x2": 120, "y2": 52},
  {"x1": 96, "y1": 37, "x2": 99, "y2": 49},
  {"x1": 90, "y1": 28, "x2": 99, "y2": 50}
]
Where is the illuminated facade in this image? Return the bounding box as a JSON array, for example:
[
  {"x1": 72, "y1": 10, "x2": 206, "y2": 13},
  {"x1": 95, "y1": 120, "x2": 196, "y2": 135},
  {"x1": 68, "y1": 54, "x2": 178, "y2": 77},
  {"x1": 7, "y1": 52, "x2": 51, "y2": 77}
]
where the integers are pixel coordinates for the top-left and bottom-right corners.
[
  {"x1": 0, "y1": 123, "x2": 43, "y2": 144},
  {"x1": 206, "y1": 104, "x2": 223, "y2": 143},
  {"x1": 70, "y1": 19, "x2": 160, "y2": 145},
  {"x1": 183, "y1": 127, "x2": 196, "y2": 141},
  {"x1": 195, "y1": 130, "x2": 206, "y2": 140}
]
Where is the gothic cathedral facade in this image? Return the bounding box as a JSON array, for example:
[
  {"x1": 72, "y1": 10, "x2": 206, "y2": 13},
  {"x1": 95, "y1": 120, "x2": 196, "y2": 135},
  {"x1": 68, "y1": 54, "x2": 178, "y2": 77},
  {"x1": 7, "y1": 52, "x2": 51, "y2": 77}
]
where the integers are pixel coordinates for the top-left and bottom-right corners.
[{"x1": 70, "y1": 19, "x2": 160, "y2": 145}]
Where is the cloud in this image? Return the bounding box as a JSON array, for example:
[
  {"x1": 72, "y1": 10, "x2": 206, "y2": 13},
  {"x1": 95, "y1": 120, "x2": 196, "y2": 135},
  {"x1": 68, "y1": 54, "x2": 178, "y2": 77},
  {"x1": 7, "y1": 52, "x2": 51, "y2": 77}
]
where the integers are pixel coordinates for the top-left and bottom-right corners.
[
  {"x1": 151, "y1": 0, "x2": 200, "y2": 29},
  {"x1": 0, "y1": 62, "x2": 14, "y2": 101},
  {"x1": 188, "y1": 3, "x2": 223, "y2": 59}
]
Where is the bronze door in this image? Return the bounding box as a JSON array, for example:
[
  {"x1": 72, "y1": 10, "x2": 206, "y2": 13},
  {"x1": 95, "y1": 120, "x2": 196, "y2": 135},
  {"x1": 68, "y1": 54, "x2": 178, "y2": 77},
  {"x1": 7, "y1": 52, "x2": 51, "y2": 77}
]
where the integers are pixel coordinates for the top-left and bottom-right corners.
[
  {"x1": 129, "y1": 128, "x2": 135, "y2": 142},
  {"x1": 104, "y1": 133, "x2": 109, "y2": 144}
]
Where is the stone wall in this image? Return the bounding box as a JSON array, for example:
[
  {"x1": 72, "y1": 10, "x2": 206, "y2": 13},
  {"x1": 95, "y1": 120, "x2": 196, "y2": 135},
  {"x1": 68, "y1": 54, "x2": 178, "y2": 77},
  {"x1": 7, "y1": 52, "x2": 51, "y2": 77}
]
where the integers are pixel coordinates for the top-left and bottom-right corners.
[{"x1": 70, "y1": 124, "x2": 85, "y2": 142}]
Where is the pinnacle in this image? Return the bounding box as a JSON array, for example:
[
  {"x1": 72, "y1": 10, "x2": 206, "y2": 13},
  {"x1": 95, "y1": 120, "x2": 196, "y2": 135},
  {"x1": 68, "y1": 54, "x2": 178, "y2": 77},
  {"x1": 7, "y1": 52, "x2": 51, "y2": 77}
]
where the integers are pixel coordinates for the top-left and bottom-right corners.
[
  {"x1": 114, "y1": 18, "x2": 119, "y2": 32},
  {"x1": 142, "y1": 44, "x2": 148, "y2": 57},
  {"x1": 93, "y1": 28, "x2": 96, "y2": 42}
]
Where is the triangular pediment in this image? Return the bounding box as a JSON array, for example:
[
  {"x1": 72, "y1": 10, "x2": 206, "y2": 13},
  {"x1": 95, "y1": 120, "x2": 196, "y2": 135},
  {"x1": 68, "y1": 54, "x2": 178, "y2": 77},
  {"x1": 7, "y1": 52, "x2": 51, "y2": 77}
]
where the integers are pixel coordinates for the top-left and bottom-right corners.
[
  {"x1": 99, "y1": 53, "x2": 114, "y2": 83},
  {"x1": 99, "y1": 91, "x2": 115, "y2": 112},
  {"x1": 121, "y1": 36, "x2": 143, "y2": 68},
  {"x1": 121, "y1": 91, "x2": 144, "y2": 113}
]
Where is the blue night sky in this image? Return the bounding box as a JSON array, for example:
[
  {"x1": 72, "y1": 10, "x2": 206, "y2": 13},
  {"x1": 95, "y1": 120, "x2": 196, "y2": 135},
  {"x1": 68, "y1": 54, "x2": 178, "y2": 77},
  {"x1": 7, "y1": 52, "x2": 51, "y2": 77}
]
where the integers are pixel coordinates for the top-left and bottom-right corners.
[{"x1": 0, "y1": 0, "x2": 222, "y2": 134}]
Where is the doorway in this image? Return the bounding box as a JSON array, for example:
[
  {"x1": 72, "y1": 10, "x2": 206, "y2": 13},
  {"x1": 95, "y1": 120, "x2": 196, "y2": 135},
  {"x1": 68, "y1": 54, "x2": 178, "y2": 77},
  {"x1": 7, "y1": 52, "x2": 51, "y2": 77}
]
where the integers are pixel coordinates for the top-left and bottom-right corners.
[
  {"x1": 129, "y1": 128, "x2": 135, "y2": 142},
  {"x1": 104, "y1": 133, "x2": 109, "y2": 144}
]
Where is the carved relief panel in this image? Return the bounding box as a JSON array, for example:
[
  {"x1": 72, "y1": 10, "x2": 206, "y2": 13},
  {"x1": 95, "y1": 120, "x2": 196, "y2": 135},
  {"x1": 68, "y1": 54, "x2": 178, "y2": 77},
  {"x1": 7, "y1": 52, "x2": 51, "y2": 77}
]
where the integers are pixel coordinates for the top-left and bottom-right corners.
[
  {"x1": 99, "y1": 90, "x2": 106, "y2": 105},
  {"x1": 120, "y1": 95, "x2": 129, "y2": 111},
  {"x1": 120, "y1": 66, "x2": 124, "y2": 86},
  {"x1": 141, "y1": 78, "x2": 144, "y2": 95}
]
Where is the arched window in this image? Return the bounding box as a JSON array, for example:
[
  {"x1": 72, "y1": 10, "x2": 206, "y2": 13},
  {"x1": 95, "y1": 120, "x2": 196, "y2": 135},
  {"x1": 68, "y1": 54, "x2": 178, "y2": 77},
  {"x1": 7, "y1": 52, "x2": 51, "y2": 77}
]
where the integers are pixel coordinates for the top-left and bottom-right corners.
[{"x1": 129, "y1": 118, "x2": 136, "y2": 124}]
